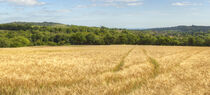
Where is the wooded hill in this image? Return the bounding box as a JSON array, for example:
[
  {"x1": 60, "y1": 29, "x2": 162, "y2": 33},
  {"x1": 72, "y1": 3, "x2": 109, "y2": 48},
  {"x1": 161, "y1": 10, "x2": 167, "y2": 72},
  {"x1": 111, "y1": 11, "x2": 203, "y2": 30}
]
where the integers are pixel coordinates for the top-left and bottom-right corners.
[
  {"x1": 0, "y1": 22, "x2": 209, "y2": 47},
  {"x1": 7, "y1": 22, "x2": 65, "y2": 26},
  {"x1": 146, "y1": 25, "x2": 210, "y2": 32}
]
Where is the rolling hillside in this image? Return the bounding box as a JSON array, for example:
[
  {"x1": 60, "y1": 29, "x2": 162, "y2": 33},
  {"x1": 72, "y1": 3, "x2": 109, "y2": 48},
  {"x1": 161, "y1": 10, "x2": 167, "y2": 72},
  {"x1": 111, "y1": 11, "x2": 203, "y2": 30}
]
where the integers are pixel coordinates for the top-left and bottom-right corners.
[
  {"x1": 7, "y1": 22, "x2": 65, "y2": 26},
  {"x1": 145, "y1": 25, "x2": 210, "y2": 32}
]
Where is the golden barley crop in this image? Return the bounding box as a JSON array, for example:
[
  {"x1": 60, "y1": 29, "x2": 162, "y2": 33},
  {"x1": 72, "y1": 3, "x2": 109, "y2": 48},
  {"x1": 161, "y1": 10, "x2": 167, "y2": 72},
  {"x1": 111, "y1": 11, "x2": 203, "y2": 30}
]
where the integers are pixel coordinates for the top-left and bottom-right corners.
[{"x1": 0, "y1": 45, "x2": 209, "y2": 95}]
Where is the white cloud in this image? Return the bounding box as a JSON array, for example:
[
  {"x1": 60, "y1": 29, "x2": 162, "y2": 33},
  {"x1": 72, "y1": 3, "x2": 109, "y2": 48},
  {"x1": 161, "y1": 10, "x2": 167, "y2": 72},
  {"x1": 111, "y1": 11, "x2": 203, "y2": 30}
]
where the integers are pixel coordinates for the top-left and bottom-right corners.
[
  {"x1": 0, "y1": 0, "x2": 45, "y2": 6},
  {"x1": 172, "y1": 2, "x2": 202, "y2": 6},
  {"x1": 127, "y1": 2, "x2": 142, "y2": 6},
  {"x1": 84, "y1": 0, "x2": 143, "y2": 8},
  {"x1": 101, "y1": 0, "x2": 139, "y2": 3},
  {"x1": 56, "y1": 9, "x2": 71, "y2": 13},
  {"x1": 76, "y1": 4, "x2": 97, "y2": 8}
]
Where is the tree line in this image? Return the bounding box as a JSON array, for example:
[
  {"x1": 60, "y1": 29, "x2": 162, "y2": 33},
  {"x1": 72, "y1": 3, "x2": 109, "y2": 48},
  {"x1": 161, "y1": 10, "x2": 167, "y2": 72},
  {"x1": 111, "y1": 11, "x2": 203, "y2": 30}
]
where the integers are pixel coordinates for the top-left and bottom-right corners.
[{"x1": 0, "y1": 23, "x2": 209, "y2": 47}]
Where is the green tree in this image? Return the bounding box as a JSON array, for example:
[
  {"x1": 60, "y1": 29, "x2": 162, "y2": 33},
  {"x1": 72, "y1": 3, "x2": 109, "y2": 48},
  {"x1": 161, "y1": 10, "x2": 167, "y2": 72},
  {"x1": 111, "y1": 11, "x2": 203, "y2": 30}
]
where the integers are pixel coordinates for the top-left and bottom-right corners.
[
  {"x1": 86, "y1": 33, "x2": 97, "y2": 45},
  {"x1": 205, "y1": 37, "x2": 210, "y2": 46},
  {"x1": 127, "y1": 33, "x2": 138, "y2": 44},
  {"x1": 188, "y1": 37, "x2": 195, "y2": 46},
  {"x1": 10, "y1": 36, "x2": 31, "y2": 47},
  {"x1": 104, "y1": 33, "x2": 116, "y2": 45},
  {"x1": 0, "y1": 38, "x2": 10, "y2": 47},
  {"x1": 116, "y1": 34, "x2": 128, "y2": 44},
  {"x1": 195, "y1": 37, "x2": 205, "y2": 46},
  {"x1": 139, "y1": 35, "x2": 157, "y2": 45},
  {"x1": 70, "y1": 32, "x2": 87, "y2": 45}
]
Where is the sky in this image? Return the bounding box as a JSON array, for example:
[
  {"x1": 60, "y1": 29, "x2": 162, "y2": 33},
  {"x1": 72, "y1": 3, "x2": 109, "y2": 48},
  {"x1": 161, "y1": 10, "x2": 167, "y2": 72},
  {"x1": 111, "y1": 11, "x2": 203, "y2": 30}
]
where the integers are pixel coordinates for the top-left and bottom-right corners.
[{"x1": 0, "y1": 0, "x2": 210, "y2": 28}]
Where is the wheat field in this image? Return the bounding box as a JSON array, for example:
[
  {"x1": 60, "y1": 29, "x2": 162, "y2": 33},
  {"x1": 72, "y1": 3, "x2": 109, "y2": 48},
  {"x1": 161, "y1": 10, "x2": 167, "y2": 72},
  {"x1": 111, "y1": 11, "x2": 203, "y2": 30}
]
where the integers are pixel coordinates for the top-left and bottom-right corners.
[{"x1": 0, "y1": 45, "x2": 209, "y2": 95}]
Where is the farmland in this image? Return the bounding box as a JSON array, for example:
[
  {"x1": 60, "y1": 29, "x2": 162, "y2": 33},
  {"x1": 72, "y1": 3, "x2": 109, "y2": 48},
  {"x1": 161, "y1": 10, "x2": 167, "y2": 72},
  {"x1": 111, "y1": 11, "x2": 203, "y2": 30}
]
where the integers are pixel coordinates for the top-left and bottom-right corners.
[{"x1": 0, "y1": 45, "x2": 209, "y2": 95}]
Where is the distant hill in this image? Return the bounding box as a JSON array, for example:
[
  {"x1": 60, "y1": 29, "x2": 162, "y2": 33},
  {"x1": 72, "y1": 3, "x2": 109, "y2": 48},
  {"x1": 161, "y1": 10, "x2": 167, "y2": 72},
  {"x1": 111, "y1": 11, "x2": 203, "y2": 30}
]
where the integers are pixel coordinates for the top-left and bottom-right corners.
[
  {"x1": 145, "y1": 25, "x2": 210, "y2": 32},
  {"x1": 7, "y1": 22, "x2": 65, "y2": 26},
  {"x1": 4, "y1": 22, "x2": 210, "y2": 33}
]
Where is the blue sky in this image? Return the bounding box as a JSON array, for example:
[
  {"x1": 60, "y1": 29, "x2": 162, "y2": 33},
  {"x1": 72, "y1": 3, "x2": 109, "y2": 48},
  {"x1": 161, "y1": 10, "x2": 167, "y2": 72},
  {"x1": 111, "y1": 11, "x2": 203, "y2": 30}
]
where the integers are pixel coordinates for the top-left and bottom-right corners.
[{"x1": 0, "y1": 0, "x2": 210, "y2": 28}]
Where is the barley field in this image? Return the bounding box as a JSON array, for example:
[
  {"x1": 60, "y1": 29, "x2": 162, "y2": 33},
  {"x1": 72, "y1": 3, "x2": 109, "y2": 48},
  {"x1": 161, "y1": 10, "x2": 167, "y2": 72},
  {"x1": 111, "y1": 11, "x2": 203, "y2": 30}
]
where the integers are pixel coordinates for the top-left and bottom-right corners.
[{"x1": 0, "y1": 45, "x2": 209, "y2": 95}]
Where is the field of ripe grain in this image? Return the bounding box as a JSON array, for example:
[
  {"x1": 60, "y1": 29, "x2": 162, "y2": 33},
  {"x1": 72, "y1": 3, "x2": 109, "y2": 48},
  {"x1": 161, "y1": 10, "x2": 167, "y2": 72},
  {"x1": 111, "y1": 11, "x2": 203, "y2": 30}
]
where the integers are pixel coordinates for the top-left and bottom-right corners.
[{"x1": 0, "y1": 45, "x2": 209, "y2": 95}]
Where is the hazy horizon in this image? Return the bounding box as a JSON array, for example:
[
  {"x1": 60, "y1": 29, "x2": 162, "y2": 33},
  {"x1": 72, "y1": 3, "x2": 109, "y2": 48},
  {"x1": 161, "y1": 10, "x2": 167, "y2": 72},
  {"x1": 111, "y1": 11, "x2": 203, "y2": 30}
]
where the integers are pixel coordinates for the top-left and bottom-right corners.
[
  {"x1": 2, "y1": 21, "x2": 210, "y2": 29},
  {"x1": 0, "y1": 0, "x2": 210, "y2": 28}
]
